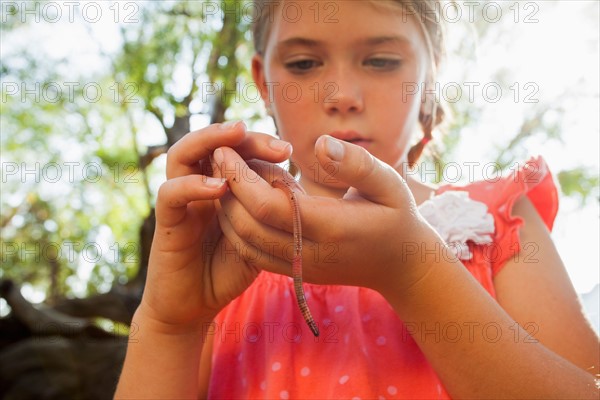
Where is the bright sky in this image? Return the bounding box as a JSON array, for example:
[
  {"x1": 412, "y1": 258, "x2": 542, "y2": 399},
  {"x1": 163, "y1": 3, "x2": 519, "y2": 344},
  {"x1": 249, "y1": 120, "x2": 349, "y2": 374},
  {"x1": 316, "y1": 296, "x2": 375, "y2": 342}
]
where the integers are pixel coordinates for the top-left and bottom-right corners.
[
  {"x1": 439, "y1": 1, "x2": 600, "y2": 293},
  {"x1": 2, "y1": 1, "x2": 598, "y2": 296}
]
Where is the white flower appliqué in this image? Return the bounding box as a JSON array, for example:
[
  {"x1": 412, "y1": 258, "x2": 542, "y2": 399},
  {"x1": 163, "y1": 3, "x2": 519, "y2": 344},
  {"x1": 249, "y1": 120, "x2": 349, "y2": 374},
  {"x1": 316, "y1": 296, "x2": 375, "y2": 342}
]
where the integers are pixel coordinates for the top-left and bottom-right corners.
[{"x1": 418, "y1": 191, "x2": 495, "y2": 260}]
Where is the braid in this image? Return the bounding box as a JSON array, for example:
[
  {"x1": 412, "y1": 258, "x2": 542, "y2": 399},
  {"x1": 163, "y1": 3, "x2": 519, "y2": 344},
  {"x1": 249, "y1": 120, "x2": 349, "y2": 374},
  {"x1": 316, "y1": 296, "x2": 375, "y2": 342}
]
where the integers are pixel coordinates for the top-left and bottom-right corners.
[{"x1": 407, "y1": 103, "x2": 445, "y2": 168}]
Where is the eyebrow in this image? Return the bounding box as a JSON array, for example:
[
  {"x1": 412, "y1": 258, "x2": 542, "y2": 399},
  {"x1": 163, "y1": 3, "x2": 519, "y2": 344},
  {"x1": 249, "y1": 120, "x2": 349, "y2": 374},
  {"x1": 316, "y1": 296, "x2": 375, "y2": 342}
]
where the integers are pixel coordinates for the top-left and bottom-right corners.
[
  {"x1": 364, "y1": 35, "x2": 412, "y2": 47},
  {"x1": 276, "y1": 35, "x2": 412, "y2": 50},
  {"x1": 277, "y1": 37, "x2": 322, "y2": 49}
]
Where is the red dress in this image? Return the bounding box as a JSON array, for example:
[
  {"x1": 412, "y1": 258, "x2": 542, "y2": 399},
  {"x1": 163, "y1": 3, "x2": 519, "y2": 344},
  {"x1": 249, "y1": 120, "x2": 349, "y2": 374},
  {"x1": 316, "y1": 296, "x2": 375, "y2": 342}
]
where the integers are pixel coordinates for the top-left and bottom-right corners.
[{"x1": 208, "y1": 156, "x2": 559, "y2": 399}]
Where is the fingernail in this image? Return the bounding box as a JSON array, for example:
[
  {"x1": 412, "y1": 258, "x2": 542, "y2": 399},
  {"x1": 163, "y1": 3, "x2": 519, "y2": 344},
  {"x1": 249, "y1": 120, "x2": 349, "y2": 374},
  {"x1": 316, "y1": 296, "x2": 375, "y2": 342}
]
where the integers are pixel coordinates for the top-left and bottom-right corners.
[
  {"x1": 269, "y1": 139, "x2": 291, "y2": 152},
  {"x1": 325, "y1": 136, "x2": 344, "y2": 161},
  {"x1": 204, "y1": 176, "x2": 226, "y2": 188},
  {"x1": 213, "y1": 148, "x2": 224, "y2": 165},
  {"x1": 220, "y1": 120, "x2": 246, "y2": 130}
]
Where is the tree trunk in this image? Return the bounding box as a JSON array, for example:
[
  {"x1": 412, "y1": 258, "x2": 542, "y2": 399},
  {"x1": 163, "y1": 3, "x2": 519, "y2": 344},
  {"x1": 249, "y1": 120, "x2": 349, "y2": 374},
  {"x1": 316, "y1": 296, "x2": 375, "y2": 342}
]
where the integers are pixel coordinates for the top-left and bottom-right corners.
[{"x1": 0, "y1": 7, "x2": 243, "y2": 398}]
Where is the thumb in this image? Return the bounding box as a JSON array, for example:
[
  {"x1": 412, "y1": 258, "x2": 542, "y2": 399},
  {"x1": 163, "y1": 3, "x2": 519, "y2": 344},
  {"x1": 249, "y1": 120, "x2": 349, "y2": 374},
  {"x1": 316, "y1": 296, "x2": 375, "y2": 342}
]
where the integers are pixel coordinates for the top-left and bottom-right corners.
[{"x1": 314, "y1": 135, "x2": 410, "y2": 206}]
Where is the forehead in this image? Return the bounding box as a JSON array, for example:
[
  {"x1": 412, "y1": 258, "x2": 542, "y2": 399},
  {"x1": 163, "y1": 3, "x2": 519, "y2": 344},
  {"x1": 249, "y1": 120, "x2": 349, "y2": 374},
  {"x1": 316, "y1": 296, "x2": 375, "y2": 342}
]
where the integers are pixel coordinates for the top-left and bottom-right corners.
[{"x1": 264, "y1": 1, "x2": 426, "y2": 54}]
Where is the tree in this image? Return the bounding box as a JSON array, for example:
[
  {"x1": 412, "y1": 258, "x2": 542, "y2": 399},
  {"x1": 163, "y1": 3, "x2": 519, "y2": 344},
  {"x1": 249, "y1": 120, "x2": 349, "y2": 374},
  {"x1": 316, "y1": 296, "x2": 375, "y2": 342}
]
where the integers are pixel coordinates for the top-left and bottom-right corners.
[
  {"x1": 1, "y1": 1, "x2": 253, "y2": 398},
  {"x1": 1, "y1": 1, "x2": 598, "y2": 398}
]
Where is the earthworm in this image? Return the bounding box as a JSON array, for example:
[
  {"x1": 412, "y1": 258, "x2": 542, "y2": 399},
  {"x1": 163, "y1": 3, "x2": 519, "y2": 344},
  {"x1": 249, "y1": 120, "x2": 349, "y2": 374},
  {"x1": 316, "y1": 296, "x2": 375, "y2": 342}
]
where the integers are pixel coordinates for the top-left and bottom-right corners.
[{"x1": 271, "y1": 178, "x2": 320, "y2": 337}]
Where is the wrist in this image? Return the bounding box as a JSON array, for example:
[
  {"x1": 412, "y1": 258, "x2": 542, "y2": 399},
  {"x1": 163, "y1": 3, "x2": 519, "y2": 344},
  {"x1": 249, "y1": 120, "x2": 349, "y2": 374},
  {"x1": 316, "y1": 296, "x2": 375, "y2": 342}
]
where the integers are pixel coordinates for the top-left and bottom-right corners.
[
  {"x1": 376, "y1": 221, "x2": 447, "y2": 303},
  {"x1": 133, "y1": 302, "x2": 215, "y2": 339},
  {"x1": 117, "y1": 305, "x2": 211, "y2": 399}
]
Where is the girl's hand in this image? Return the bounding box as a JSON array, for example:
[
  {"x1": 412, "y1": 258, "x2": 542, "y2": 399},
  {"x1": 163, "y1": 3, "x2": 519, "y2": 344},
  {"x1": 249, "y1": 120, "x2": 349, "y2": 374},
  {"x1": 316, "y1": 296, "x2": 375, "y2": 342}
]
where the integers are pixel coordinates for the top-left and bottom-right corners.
[
  {"x1": 139, "y1": 122, "x2": 293, "y2": 331},
  {"x1": 213, "y1": 135, "x2": 441, "y2": 296}
]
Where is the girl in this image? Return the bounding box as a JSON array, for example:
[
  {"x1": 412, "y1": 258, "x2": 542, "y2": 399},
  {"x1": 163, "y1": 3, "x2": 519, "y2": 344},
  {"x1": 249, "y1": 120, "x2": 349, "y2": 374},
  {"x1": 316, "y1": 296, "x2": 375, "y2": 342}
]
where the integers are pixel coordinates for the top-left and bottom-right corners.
[{"x1": 115, "y1": 1, "x2": 599, "y2": 398}]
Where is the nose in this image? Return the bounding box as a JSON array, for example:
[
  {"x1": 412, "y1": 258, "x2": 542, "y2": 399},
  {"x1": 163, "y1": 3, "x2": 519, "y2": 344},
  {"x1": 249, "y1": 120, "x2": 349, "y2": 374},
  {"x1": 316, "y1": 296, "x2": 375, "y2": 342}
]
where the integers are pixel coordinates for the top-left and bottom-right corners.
[{"x1": 323, "y1": 66, "x2": 364, "y2": 115}]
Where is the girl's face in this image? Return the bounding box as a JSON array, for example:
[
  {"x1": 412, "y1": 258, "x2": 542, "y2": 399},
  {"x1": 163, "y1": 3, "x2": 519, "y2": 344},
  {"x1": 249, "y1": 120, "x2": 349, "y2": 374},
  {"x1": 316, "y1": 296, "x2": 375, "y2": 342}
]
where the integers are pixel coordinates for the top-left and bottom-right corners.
[{"x1": 253, "y1": 1, "x2": 429, "y2": 197}]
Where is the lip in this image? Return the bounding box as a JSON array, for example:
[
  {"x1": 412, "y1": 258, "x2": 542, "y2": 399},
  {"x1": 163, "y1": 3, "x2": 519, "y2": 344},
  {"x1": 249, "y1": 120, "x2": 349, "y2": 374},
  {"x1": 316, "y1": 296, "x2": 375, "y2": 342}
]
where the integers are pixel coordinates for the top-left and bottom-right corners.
[{"x1": 328, "y1": 131, "x2": 373, "y2": 149}]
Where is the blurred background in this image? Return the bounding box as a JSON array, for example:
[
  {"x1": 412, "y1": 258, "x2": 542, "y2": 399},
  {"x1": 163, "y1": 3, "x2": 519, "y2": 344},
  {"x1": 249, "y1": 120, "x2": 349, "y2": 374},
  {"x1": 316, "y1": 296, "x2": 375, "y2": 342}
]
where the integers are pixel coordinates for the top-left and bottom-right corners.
[{"x1": 1, "y1": 1, "x2": 598, "y2": 398}]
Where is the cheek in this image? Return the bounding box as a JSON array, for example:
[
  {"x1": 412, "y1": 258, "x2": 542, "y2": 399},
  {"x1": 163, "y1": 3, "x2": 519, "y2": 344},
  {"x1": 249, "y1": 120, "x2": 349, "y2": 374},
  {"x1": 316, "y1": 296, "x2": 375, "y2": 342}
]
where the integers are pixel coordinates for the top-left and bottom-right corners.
[
  {"x1": 370, "y1": 94, "x2": 421, "y2": 165},
  {"x1": 384, "y1": 81, "x2": 423, "y2": 115},
  {"x1": 269, "y1": 79, "x2": 319, "y2": 142},
  {"x1": 370, "y1": 85, "x2": 421, "y2": 135},
  {"x1": 270, "y1": 103, "x2": 314, "y2": 150},
  {"x1": 273, "y1": 84, "x2": 318, "y2": 113}
]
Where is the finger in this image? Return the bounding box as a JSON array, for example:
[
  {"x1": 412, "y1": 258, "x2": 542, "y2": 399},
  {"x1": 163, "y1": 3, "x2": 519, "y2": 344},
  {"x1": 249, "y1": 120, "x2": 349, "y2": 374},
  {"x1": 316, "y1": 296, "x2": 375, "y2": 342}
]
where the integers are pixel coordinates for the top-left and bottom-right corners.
[
  {"x1": 216, "y1": 188, "x2": 295, "y2": 258},
  {"x1": 215, "y1": 196, "x2": 293, "y2": 277},
  {"x1": 211, "y1": 147, "x2": 294, "y2": 244},
  {"x1": 211, "y1": 147, "x2": 313, "y2": 263},
  {"x1": 216, "y1": 190, "x2": 343, "y2": 285},
  {"x1": 235, "y1": 134, "x2": 293, "y2": 164},
  {"x1": 314, "y1": 135, "x2": 410, "y2": 207},
  {"x1": 210, "y1": 149, "x2": 300, "y2": 192},
  {"x1": 216, "y1": 190, "x2": 333, "y2": 283},
  {"x1": 167, "y1": 121, "x2": 246, "y2": 179},
  {"x1": 212, "y1": 146, "x2": 298, "y2": 232},
  {"x1": 167, "y1": 121, "x2": 292, "y2": 179},
  {"x1": 156, "y1": 174, "x2": 228, "y2": 228},
  {"x1": 246, "y1": 159, "x2": 307, "y2": 195},
  {"x1": 212, "y1": 148, "x2": 353, "y2": 283},
  {"x1": 213, "y1": 146, "x2": 348, "y2": 242}
]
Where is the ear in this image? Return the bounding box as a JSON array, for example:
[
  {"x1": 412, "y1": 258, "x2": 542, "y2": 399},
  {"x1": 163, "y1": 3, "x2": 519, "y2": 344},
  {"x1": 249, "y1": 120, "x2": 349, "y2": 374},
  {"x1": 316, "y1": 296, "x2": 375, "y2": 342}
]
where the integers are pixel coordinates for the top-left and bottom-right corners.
[{"x1": 251, "y1": 54, "x2": 271, "y2": 106}]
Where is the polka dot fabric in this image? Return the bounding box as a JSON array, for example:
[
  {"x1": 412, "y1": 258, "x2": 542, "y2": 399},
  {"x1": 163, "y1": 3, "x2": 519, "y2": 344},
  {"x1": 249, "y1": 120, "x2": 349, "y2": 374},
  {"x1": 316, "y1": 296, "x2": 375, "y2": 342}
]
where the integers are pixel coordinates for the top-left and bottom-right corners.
[{"x1": 208, "y1": 156, "x2": 558, "y2": 399}]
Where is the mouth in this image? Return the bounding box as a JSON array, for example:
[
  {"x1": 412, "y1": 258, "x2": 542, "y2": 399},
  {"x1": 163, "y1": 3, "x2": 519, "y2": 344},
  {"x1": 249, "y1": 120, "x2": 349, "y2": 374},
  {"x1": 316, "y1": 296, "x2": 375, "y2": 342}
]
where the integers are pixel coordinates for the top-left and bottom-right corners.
[{"x1": 328, "y1": 131, "x2": 372, "y2": 149}]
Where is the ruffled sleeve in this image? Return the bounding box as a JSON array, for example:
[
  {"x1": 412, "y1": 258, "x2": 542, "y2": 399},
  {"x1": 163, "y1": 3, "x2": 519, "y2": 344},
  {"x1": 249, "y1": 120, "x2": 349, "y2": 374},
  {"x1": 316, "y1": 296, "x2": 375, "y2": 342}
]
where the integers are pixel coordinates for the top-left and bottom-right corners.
[
  {"x1": 489, "y1": 156, "x2": 559, "y2": 276},
  {"x1": 435, "y1": 155, "x2": 559, "y2": 278}
]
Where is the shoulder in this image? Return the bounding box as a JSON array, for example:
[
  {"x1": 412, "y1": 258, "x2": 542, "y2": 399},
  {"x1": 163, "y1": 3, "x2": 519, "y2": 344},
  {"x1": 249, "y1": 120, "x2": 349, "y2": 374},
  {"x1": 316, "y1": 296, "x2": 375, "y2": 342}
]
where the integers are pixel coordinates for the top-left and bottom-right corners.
[
  {"x1": 436, "y1": 156, "x2": 558, "y2": 223},
  {"x1": 434, "y1": 156, "x2": 560, "y2": 276}
]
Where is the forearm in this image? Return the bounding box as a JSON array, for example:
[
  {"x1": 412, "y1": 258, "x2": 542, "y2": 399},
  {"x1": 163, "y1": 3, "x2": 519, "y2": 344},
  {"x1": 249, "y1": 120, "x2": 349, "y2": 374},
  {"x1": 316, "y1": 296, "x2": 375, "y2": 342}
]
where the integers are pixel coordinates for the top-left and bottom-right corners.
[
  {"x1": 114, "y1": 307, "x2": 210, "y2": 399},
  {"x1": 383, "y1": 241, "x2": 598, "y2": 399}
]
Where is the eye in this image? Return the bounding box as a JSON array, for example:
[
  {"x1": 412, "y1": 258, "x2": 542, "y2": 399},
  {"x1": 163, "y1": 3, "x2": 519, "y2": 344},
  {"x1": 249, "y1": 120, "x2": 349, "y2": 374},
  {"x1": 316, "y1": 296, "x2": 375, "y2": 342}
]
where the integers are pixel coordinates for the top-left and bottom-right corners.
[
  {"x1": 364, "y1": 58, "x2": 402, "y2": 70},
  {"x1": 285, "y1": 59, "x2": 321, "y2": 73}
]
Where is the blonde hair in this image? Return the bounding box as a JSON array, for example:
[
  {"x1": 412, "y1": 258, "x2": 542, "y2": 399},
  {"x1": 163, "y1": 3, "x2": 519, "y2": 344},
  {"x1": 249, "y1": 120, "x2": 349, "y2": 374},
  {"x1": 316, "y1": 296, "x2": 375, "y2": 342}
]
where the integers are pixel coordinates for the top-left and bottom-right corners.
[{"x1": 252, "y1": 0, "x2": 447, "y2": 166}]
